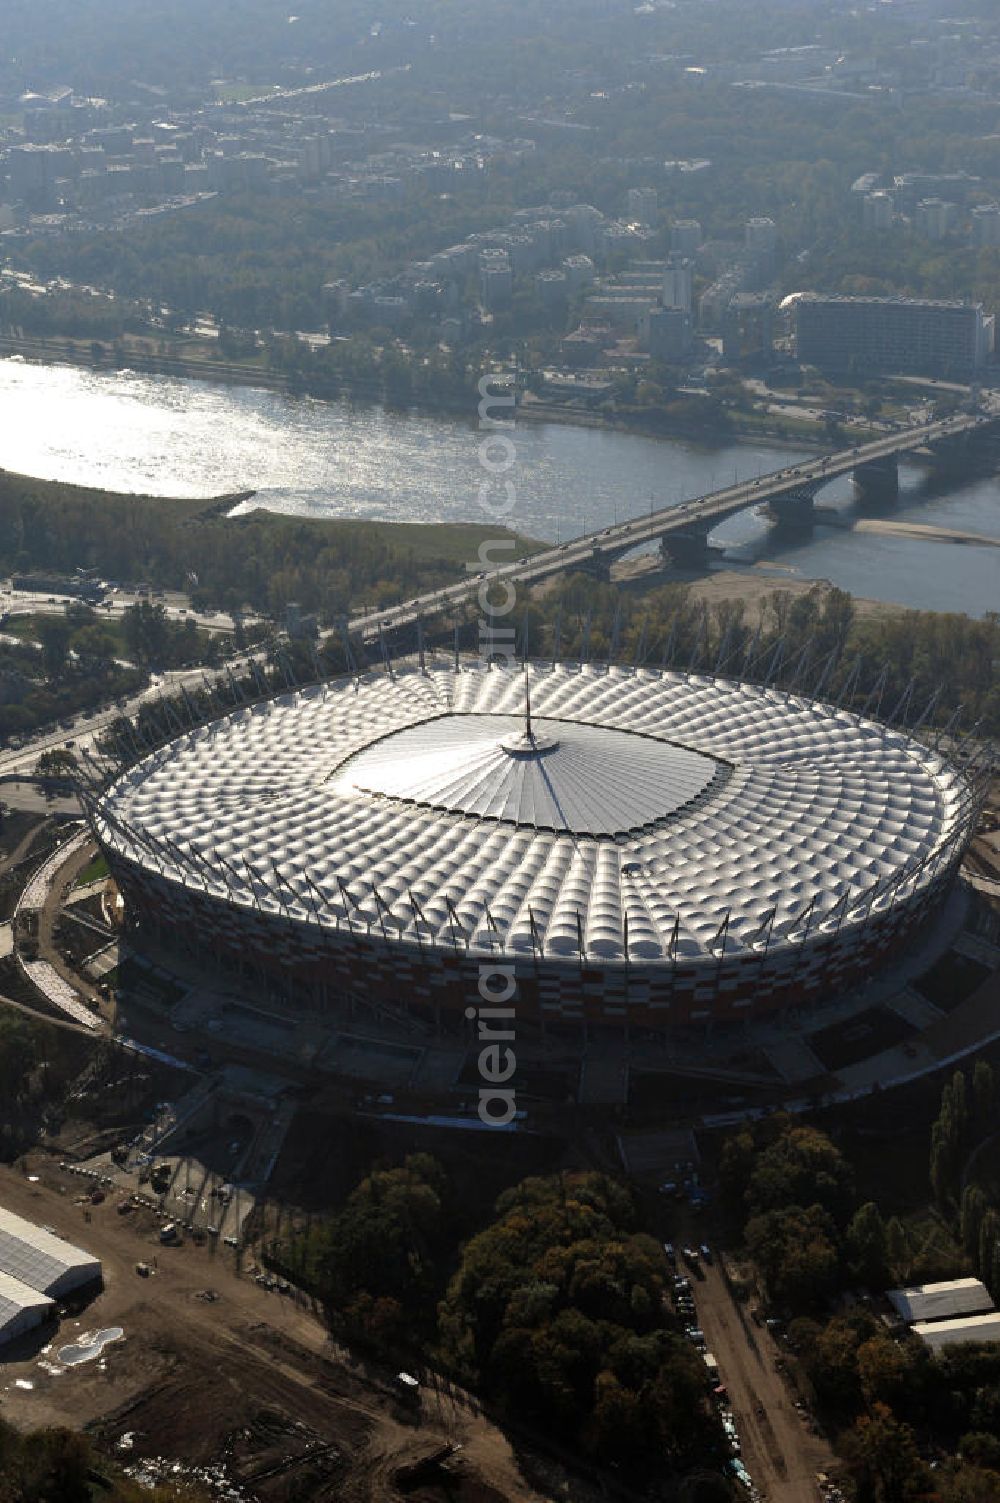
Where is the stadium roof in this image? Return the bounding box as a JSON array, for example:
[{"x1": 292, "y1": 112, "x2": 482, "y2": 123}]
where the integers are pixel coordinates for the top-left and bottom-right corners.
[
  {"x1": 913, "y1": 1313, "x2": 1000, "y2": 1354},
  {"x1": 95, "y1": 662, "x2": 970, "y2": 965},
  {"x1": 888, "y1": 1278, "x2": 995, "y2": 1325},
  {"x1": 0, "y1": 1207, "x2": 101, "y2": 1297},
  {"x1": 0, "y1": 1270, "x2": 54, "y2": 1329},
  {"x1": 337, "y1": 713, "x2": 723, "y2": 836}
]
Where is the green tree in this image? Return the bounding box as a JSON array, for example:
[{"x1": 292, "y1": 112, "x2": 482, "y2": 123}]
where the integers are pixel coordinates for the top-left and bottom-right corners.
[
  {"x1": 850, "y1": 1402, "x2": 929, "y2": 1503},
  {"x1": 847, "y1": 1202, "x2": 889, "y2": 1288},
  {"x1": 958, "y1": 1432, "x2": 1000, "y2": 1471},
  {"x1": 961, "y1": 1185, "x2": 988, "y2": 1262},
  {"x1": 121, "y1": 600, "x2": 171, "y2": 665},
  {"x1": 35, "y1": 748, "x2": 78, "y2": 784},
  {"x1": 745, "y1": 1203, "x2": 840, "y2": 1311},
  {"x1": 71, "y1": 623, "x2": 118, "y2": 664},
  {"x1": 979, "y1": 1210, "x2": 1000, "y2": 1287},
  {"x1": 856, "y1": 1333, "x2": 920, "y2": 1413},
  {"x1": 804, "y1": 1316, "x2": 870, "y2": 1417},
  {"x1": 745, "y1": 1122, "x2": 855, "y2": 1226},
  {"x1": 974, "y1": 1060, "x2": 997, "y2": 1133},
  {"x1": 36, "y1": 614, "x2": 73, "y2": 676},
  {"x1": 437, "y1": 1170, "x2": 713, "y2": 1472},
  {"x1": 885, "y1": 1218, "x2": 912, "y2": 1283}
]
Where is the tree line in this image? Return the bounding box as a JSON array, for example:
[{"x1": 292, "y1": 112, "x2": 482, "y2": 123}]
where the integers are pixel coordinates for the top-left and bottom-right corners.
[
  {"x1": 0, "y1": 469, "x2": 533, "y2": 622},
  {"x1": 721, "y1": 1112, "x2": 1000, "y2": 1502},
  {"x1": 499, "y1": 574, "x2": 1000, "y2": 737},
  {"x1": 271, "y1": 1157, "x2": 727, "y2": 1484}
]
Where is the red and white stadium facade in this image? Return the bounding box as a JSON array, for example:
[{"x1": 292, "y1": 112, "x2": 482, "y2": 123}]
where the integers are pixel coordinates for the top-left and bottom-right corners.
[{"x1": 88, "y1": 662, "x2": 983, "y2": 1033}]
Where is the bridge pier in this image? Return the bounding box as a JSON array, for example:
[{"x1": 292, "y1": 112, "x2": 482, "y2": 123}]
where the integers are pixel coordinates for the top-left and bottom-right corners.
[
  {"x1": 577, "y1": 551, "x2": 613, "y2": 583},
  {"x1": 661, "y1": 531, "x2": 712, "y2": 567},
  {"x1": 766, "y1": 488, "x2": 817, "y2": 527},
  {"x1": 853, "y1": 454, "x2": 899, "y2": 505}
]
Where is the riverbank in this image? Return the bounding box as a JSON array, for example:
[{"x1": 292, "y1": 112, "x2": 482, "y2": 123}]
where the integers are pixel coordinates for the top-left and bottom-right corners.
[
  {"x1": 0, "y1": 333, "x2": 290, "y2": 394},
  {"x1": 1, "y1": 351, "x2": 994, "y2": 617},
  {"x1": 0, "y1": 332, "x2": 827, "y2": 452},
  {"x1": 608, "y1": 555, "x2": 907, "y2": 621}
]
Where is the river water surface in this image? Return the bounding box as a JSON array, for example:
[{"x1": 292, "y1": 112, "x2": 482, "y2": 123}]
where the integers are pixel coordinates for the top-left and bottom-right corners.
[{"x1": 1, "y1": 358, "x2": 997, "y2": 615}]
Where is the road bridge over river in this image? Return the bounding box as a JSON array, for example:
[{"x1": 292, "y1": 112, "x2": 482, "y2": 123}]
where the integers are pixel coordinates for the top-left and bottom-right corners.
[{"x1": 352, "y1": 409, "x2": 1000, "y2": 640}]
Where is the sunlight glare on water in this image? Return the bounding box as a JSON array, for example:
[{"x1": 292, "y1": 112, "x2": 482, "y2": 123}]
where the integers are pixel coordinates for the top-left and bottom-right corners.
[{"x1": 0, "y1": 358, "x2": 997, "y2": 615}]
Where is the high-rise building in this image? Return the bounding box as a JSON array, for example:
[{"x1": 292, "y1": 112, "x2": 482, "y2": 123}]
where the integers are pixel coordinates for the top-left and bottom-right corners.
[
  {"x1": 863, "y1": 191, "x2": 894, "y2": 232},
  {"x1": 723, "y1": 294, "x2": 774, "y2": 364},
  {"x1": 6, "y1": 143, "x2": 70, "y2": 208},
  {"x1": 745, "y1": 216, "x2": 777, "y2": 255},
  {"x1": 744, "y1": 216, "x2": 778, "y2": 288},
  {"x1": 479, "y1": 249, "x2": 513, "y2": 310},
  {"x1": 914, "y1": 198, "x2": 957, "y2": 241},
  {"x1": 670, "y1": 219, "x2": 703, "y2": 256},
  {"x1": 794, "y1": 295, "x2": 992, "y2": 377},
  {"x1": 640, "y1": 306, "x2": 693, "y2": 361},
  {"x1": 662, "y1": 259, "x2": 693, "y2": 314},
  {"x1": 970, "y1": 204, "x2": 1000, "y2": 248}
]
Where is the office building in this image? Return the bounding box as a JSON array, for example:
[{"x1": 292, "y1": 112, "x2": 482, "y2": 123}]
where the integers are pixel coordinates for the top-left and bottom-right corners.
[
  {"x1": 722, "y1": 293, "x2": 775, "y2": 363},
  {"x1": 670, "y1": 219, "x2": 703, "y2": 257},
  {"x1": 914, "y1": 198, "x2": 957, "y2": 241},
  {"x1": 795, "y1": 294, "x2": 992, "y2": 377},
  {"x1": 863, "y1": 191, "x2": 894, "y2": 232},
  {"x1": 641, "y1": 306, "x2": 693, "y2": 361},
  {"x1": 662, "y1": 260, "x2": 693, "y2": 314},
  {"x1": 971, "y1": 204, "x2": 1000, "y2": 248}
]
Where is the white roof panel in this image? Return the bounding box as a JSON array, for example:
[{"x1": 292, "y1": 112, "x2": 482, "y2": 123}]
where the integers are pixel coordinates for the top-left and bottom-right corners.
[
  {"x1": 0, "y1": 1206, "x2": 101, "y2": 1296},
  {"x1": 94, "y1": 662, "x2": 970, "y2": 966},
  {"x1": 914, "y1": 1313, "x2": 1000, "y2": 1353},
  {"x1": 0, "y1": 1270, "x2": 54, "y2": 1328},
  {"x1": 889, "y1": 1278, "x2": 994, "y2": 1324}
]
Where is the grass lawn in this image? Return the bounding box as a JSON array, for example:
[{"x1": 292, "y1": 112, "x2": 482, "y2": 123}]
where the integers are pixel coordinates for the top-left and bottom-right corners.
[
  {"x1": 324, "y1": 519, "x2": 547, "y2": 568},
  {"x1": 74, "y1": 854, "x2": 110, "y2": 887}
]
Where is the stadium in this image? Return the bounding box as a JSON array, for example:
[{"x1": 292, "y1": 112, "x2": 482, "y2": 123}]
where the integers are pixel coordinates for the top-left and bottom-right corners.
[{"x1": 88, "y1": 661, "x2": 982, "y2": 1036}]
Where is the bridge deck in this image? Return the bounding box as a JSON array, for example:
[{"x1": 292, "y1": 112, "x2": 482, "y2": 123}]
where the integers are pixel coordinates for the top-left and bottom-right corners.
[{"x1": 346, "y1": 410, "x2": 997, "y2": 640}]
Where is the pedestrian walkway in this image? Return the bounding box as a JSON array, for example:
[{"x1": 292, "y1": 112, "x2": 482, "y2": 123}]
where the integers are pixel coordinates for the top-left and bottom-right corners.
[{"x1": 21, "y1": 958, "x2": 99, "y2": 1029}]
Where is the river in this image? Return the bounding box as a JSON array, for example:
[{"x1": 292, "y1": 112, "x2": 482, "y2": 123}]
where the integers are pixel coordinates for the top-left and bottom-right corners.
[{"x1": 1, "y1": 357, "x2": 997, "y2": 615}]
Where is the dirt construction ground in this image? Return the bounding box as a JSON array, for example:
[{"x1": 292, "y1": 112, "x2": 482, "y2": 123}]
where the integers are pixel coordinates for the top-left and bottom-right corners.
[
  {"x1": 0, "y1": 1156, "x2": 551, "y2": 1503},
  {"x1": 691, "y1": 1257, "x2": 837, "y2": 1503}
]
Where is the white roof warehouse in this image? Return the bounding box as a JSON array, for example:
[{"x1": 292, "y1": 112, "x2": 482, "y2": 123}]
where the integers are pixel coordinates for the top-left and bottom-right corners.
[
  {"x1": 0, "y1": 1269, "x2": 55, "y2": 1348},
  {"x1": 888, "y1": 1278, "x2": 1000, "y2": 1356},
  {"x1": 0, "y1": 1206, "x2": 101, "y2": 1299},
  {"x1": 888, "y1": 1278, "x2": 995, "y2": 1326}
]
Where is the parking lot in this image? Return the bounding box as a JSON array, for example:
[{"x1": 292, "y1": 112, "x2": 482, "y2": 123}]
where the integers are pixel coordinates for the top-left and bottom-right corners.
[{"x1": 664, "y1": 1238, "x2": 841, "y2": 1503}]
